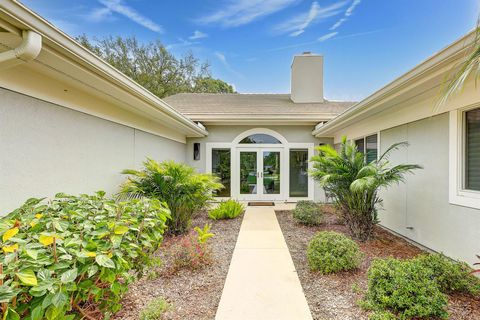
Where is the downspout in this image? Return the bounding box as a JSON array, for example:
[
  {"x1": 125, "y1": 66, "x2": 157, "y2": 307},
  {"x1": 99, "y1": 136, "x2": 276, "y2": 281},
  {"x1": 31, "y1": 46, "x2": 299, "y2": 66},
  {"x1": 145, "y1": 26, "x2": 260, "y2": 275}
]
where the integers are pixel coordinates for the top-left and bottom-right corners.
[{"x1": 0, "y1": 30, "x2": 42, "y2": 71}]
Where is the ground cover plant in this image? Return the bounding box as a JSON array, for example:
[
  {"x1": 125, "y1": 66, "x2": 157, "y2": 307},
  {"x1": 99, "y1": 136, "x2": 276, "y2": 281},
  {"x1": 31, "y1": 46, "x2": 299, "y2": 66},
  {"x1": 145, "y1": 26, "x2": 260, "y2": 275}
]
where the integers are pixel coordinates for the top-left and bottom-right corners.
[
  {"x1": 292, "y1": 200, "x2": 323, "y2": 226},
  {"x1": 139, "y1": 297, "x2": 170, "y2": 320},
  {"x1": 208, "y1": 200, "x2": 244, "y2": 220},
  {"x1": 0, "y1": 192, "x2": 170, "y2": 320},
  {"x1": 310, "y1": 137, "x2": 422, "y2": 241},
  {"x1": 307, "y1": 231, "x2": 363, "y2": 274},
  {"x1": 119, "y1": 159, "x2": 222, "y2": 235}
]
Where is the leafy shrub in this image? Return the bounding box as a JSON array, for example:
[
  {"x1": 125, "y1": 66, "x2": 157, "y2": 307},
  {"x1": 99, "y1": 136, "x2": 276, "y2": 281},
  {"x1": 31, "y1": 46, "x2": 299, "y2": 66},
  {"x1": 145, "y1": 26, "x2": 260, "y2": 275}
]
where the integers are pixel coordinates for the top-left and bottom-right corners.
[
  {"x1": 208, "y1": 200, "x2": 244, "y2": 220},
  {"x1": 139, "y1": 297, "x2": 170, "y2": 320},
  {"x1": 0, "y1": 192, "x2": 170, "y2": 319},
  {"x1": 414, "y1": 253, "x2": 480, "y2": 296},
  {"x1": 363, "y1": 258, "x2": 448, "y2": 319},
  {"x1": 307, "y1": 231, "x2": 363, "y2": 274},
  {"x1": 292, "y1": 200, "x2": 323, "y2": 226},
  {"x1": 170, "y1": 224, "x2": 214, "y2": 272},
  {"x1": 368, "y1": 311, "x2": 397, "y2": 320},
  {"x1": 310, "y1": 138, "x2": 421, "y2": 241},
  {"x1": 120, "y1": 159, "x2": 223, "y2": 235}
]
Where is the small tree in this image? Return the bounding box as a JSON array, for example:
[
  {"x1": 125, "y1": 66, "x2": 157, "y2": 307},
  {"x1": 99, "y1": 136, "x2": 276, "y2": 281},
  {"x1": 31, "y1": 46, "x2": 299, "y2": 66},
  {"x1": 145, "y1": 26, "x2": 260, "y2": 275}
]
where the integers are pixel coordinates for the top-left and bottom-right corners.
[{"x1": 309, "y1": 137, "x2": 422, "y2": 241}]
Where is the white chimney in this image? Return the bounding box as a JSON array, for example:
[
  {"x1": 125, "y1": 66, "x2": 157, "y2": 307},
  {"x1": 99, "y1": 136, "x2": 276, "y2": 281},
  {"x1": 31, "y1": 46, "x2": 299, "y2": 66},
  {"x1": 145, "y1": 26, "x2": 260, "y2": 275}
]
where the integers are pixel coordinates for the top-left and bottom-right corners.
[{"x1": 290, "y1": 52, "x2": 324, "y2": 103}]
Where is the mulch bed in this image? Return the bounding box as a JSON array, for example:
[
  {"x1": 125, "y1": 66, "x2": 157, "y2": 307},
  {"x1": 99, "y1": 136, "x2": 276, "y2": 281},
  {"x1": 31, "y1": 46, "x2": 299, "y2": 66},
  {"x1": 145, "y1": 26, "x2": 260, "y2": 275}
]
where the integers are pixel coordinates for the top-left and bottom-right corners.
[
  {"x1": 113, "y1": 211, "x2": 243, "y2": 320},
  {"x1": 276, "y1": 207, "x2": 480, "y2": 320}
]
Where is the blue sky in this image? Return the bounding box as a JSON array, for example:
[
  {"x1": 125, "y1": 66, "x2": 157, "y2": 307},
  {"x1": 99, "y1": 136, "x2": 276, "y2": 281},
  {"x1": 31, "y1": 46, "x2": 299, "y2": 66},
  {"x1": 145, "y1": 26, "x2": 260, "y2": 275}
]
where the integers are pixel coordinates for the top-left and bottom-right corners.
[{"x1": 22, "y1": 0, "x2": 479, "y2": 101}]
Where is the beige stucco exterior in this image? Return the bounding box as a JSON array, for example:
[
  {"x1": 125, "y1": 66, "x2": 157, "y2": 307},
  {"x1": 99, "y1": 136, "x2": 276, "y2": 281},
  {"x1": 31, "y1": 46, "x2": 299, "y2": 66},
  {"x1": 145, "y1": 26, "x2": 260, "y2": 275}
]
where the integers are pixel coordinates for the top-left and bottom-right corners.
[
  {"x1": 0, "y1": 88, "x2": 186, "y2": 214},
  {"x1": 312, "y1": 32, "x2": 480, "y2": 265}
]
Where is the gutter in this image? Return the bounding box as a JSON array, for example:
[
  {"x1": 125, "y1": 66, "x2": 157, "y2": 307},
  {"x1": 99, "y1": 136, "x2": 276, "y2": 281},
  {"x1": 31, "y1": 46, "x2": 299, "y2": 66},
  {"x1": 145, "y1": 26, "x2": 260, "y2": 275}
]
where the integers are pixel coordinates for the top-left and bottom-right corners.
[
  {"x1": 0, "y1": 1, "x2": 207, "y2": 138},
  {"x1": 0, "y1": 30, "x2": 41, "y2": 70}
]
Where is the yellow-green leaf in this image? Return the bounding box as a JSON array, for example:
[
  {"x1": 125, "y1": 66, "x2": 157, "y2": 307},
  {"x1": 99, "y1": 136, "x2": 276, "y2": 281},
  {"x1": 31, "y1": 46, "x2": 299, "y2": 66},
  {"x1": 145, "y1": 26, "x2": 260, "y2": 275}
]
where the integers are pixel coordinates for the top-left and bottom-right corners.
[
  {"x1": 2, "y1": 244, "x2": 18, "y2": 253},
  {"x1": 39, "y1": 235, "x2": 54, "y2": 246},
  {"x1": 114, "y1": 225, "x2": 129, "y2": 235},
  {"x1": 2, "y1": 228, "x2": 19, "y2": 242},
  {"x1": 16, "y1": 269, "x2": 38, "y2": 286}
]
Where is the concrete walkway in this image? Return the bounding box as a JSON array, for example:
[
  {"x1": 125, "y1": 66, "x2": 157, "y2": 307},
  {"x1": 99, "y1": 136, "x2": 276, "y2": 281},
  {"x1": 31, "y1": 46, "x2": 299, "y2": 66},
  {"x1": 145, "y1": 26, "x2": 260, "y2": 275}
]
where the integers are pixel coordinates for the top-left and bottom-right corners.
[{"x1": 215, "y1": 206, "x2": 313, "y2": 320}]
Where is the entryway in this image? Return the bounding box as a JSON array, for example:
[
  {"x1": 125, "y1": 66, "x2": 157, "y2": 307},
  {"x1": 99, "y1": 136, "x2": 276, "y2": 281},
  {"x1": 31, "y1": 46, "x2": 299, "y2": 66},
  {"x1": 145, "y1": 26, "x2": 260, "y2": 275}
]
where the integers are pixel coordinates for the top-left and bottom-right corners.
[
  {"x1": 237, "y1": 148, "x2": 282, "y2": 201},
  {"x1": 206, "y1": 128, "x2": 315, "y2": 202}
]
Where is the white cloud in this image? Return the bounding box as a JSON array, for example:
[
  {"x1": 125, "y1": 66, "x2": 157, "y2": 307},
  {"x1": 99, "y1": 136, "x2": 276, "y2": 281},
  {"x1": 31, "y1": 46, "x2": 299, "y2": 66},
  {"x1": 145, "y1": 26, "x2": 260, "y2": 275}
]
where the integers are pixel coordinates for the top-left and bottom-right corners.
[
  {"x1": 197, "y1": 0, "x2": 298, "y2": 27},
  {"x1": 330, "y1": 0, "x2": 361, "y2": 30},
  {"x1": 189, "y1": 30, "x2": 208, "y2": 40},
  {"x1": 166, "y1": 38, "x2": 198, "y2": 50},
  {"x1": 345, "y1": 0, "x2": 361, "y2": 16},
  {"x1": 274, "y1": 1, "x2": 347, "y2": 37},
  {"x1": 214, "y1": 51, "x2": 244, "y2": 78},
  {"x1": 87, "y1": 0, "x2": 163, "y2": 33},
  {"x1": 87, "y1": 7, "x2": 113, "y2": 22},
  {"x1": 214, "y1": 52, "x2": 228, "y2": 65},
  {"x1": 318, "y1": 31, "x2": 338, "y2": 42}
]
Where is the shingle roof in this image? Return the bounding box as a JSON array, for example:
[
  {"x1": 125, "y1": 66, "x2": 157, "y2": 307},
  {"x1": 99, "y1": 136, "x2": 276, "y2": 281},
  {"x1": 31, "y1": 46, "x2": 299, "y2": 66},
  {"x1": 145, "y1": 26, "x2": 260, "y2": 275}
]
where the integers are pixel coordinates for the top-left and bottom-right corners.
[{"x1": 163, "y1": 93, "x2": 356, "y2": 123}]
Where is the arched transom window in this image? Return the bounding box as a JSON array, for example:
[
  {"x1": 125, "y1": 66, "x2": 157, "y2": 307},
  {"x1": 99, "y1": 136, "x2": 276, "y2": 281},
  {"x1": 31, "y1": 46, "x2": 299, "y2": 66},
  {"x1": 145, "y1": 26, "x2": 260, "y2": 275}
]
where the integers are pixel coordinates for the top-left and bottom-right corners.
[{"x1": 239, "y1": 133, "x2": 282, "y2": 144}]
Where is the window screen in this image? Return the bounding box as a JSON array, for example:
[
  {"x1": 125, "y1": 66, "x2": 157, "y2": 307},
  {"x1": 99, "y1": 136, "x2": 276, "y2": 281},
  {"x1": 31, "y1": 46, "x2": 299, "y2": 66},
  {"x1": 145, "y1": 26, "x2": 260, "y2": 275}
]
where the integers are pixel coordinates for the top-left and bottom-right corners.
[{"x1": 465, "y1": 108, "x2": 480, "y2": 191}]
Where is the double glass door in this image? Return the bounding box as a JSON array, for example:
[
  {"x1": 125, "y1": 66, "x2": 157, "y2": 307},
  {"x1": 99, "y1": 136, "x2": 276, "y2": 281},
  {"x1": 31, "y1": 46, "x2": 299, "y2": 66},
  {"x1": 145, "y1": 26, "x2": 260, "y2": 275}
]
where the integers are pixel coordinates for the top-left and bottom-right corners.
[{"x1": 238, "y1": 148, "x2": 282, "y2": 200}]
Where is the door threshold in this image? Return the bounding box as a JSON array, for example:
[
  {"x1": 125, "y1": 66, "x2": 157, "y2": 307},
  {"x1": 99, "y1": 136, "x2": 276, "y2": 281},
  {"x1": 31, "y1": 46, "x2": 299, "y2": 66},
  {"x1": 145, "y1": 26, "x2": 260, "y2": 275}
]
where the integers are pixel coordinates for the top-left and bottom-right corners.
[{"x1": 248, "y1": 202, "x2": 275, "y2": 206}]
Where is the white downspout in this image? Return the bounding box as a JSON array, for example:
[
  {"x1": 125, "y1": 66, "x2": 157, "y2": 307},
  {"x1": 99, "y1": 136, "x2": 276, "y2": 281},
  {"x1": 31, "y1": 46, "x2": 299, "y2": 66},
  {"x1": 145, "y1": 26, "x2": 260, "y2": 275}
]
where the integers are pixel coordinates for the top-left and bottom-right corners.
[{"x1": 0, "y1": 30, "x2": 42, "y2": 71}]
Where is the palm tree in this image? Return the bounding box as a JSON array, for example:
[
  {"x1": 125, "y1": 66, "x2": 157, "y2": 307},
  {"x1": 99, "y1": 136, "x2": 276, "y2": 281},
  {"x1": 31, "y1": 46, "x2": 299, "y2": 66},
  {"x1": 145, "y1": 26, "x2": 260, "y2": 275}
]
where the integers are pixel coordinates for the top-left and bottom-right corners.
[
  {"x1": 309, "y1": 137, "x2": 422, "y2": 241},
  {"x1": 438, "y1": 21, "x2": 480, "y2": 106},
  {"x1": 119, "y1": 159, "x2": 223, "y2": 235}
]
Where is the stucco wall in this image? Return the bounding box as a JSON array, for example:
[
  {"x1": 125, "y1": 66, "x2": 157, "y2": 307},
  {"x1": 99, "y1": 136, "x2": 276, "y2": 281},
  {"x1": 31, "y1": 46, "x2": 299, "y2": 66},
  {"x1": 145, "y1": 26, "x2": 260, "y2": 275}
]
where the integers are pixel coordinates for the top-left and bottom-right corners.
[
  {"x1": 186, "y1": 125, "x2": 332, "y2": 201},
  {"x1": 0, "y1": 88, "x2": 186, "y2": 214},
  {"x1": 379, "y1": 113, "x2": 480, "y2": 265}
]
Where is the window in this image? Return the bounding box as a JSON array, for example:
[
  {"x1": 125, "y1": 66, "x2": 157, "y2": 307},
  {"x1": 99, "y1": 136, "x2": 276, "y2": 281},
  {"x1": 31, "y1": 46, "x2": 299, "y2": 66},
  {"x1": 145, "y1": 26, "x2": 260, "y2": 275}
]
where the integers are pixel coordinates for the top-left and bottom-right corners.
[
  {"x1": 239, "y1": 134, "x2": 281, "y2": 144},
  {"x1": 448, "y1": 107, "x2": 480, "y2": 209},
  {"x1": 465, "y1": 108, "x2": 480, "y2": 191},
  {"x1": 211, "y1": 149, "x2": 231, "y2": 197},
  {"x1": 289, "y1": 149, "x2": 308, "y2": 197},
  {"x1": 354, "y1": 134, "x2": 378, "y2": 163}
]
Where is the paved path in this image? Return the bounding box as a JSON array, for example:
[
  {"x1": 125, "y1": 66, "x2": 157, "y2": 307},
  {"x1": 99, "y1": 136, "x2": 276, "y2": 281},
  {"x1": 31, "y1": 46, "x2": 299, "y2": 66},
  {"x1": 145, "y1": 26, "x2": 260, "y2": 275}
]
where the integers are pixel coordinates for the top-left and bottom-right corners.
[{"x1": 215, "y1": 206, "x2": 313, "y2": 320}]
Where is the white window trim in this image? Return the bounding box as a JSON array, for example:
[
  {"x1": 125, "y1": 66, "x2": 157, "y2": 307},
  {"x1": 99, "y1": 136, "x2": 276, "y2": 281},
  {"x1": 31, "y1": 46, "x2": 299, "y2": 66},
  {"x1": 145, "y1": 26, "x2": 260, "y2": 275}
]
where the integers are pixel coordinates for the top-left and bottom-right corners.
[
  {"x1": 205, "y1": 129, "x2": 314, "y2": 202},
  {"x1": 449, "y1": 107, "x2": 480, "y2": 209},
  {"x1": 206, "y1": 143, "x2": 232, "y2": 201}
]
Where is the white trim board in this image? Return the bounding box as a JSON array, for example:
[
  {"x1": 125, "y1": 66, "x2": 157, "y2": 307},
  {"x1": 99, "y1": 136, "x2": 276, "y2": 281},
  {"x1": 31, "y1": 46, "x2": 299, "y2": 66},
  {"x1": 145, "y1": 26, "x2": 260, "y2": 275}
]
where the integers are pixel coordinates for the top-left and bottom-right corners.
[{"x1": 448, "y1": 107, "x2": 480, "y2": 209}]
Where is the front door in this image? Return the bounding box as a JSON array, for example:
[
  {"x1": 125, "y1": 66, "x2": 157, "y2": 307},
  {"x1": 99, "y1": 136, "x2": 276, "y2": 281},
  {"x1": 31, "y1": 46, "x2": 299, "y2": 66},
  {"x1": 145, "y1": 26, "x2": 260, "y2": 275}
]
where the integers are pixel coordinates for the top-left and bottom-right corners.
[{"x1": 237, "y1": 148, "x2": 282, "y2": 200}]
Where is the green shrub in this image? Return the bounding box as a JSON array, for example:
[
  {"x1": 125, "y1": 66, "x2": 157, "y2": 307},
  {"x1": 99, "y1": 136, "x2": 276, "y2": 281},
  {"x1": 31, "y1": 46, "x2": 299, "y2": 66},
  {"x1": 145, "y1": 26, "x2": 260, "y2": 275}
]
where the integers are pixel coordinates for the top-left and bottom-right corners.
[
  {"x1": 120, "y1": 159, "x2": 223, "y2": 235},
  {"x1": 363, "y1": 258, "x2": 448, "y2": 319},
  {"x1": 368, "y1": 311, "x2": 397, "y2": 320},
  {"x1": 139, "y1": 297, "x2": 170, "y2": 320},
  {"x1": 307, "y1": 231, "x2": 363, "y2": 274},
  {"x1": 292, "y1": 200, "x2": 323, "y2": 226},
  {"x1": 0, "y1": 192, "x2": 170, "y2": 319},
  {"x1": 209, "y1": 199, "x2": 244, "y2": 220},
  {"x1": 414, "y1": 253, "x2": 480, "y2": 296}
]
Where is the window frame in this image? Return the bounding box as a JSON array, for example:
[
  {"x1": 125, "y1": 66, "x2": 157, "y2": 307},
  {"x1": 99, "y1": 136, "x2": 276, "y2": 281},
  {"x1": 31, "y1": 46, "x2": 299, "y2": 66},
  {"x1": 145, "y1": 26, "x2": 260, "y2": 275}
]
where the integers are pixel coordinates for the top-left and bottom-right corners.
[
  {"x1": 449, "y1": 106, "x2": 480, "y2": 209},
  {"x1": 353, "y1": 133, "x2": 379, "y2": 163}
]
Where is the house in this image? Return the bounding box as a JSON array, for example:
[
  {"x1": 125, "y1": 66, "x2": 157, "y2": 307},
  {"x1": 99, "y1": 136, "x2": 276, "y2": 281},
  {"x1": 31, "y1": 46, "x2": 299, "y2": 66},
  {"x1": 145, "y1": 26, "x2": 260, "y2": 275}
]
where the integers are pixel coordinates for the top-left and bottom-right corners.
[{"x1": 1, "y1": 1, "x2": 479, "y2": 265}]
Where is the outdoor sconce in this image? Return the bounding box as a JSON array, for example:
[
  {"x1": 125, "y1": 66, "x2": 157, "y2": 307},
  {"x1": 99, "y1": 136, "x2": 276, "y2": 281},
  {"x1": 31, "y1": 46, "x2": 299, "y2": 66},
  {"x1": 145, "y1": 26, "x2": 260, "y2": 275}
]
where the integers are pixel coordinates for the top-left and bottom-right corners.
[{"x1": 194, "y1": 143, "x2": 200, "y2": 160}]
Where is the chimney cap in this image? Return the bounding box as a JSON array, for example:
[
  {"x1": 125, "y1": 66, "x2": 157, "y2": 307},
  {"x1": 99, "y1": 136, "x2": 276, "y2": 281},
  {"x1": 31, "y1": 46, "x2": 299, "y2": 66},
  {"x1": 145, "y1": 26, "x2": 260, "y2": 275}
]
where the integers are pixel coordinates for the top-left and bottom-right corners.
[{"x1": 302, "y1": 51, "x2": 312, "y2": 55}]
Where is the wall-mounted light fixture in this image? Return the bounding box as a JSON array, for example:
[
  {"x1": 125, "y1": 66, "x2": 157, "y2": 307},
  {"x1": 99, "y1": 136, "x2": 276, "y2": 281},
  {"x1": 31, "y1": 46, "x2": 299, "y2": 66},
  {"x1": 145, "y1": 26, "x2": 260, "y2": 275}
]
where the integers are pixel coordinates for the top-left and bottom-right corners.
[{"x1": 193, "y1": 143, "x2": 200, "y2": 160}]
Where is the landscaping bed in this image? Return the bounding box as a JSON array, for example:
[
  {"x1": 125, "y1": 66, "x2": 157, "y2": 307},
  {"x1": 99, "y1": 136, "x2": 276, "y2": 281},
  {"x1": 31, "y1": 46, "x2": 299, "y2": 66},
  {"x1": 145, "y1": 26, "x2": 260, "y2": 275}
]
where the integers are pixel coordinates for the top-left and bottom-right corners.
[
  {"x1": 113, "y1": 211, "x2": 243, "y2": 320},
  {"x1": 276, "y1": 207, "x2": 480, "y2": 320}
]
